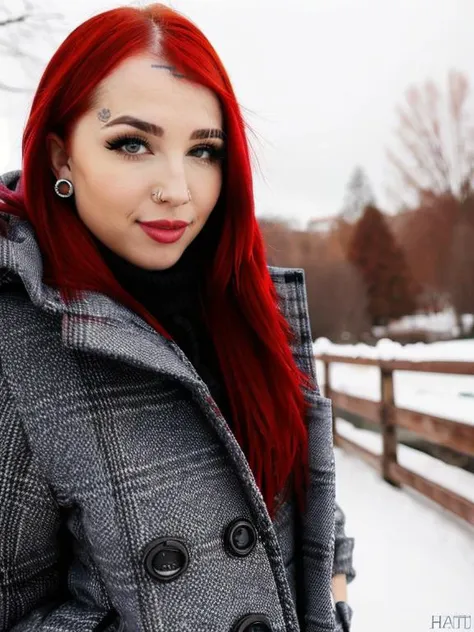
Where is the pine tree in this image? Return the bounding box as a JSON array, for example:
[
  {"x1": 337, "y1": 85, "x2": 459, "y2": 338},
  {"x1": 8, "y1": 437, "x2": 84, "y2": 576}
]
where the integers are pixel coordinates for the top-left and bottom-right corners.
[
  {"x1": 348, "y1": 204, "x2": 419, "y2": 326},
  {"x1": 341, "y1": 166, "x2": 376, "y2": 224}
]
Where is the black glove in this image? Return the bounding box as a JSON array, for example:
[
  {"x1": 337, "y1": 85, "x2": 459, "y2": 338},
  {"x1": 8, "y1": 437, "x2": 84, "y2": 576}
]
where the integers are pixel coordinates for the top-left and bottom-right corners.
[{"x1": 335, "y1": 600, "x2": 353, "y2": 632}]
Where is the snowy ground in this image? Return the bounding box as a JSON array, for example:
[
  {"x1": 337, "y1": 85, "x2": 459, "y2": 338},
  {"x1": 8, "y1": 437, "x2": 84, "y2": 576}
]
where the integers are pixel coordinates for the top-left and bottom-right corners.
[
  {"x1": 336, "y1": 446, "x2": 474, "y2": 632},
  {"x1": 336, "y1": 419, "x2": 474, "y2": 504},
  {"x1": 314, "y1": 337, "x2": 474, "y2": 631},
  {"x1": 373, "y1": 309, "x2": 474, "y2": 340}
]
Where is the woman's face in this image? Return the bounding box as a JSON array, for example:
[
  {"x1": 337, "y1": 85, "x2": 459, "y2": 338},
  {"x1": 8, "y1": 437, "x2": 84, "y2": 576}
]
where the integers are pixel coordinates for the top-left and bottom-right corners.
[{"x1": 48, "y1": 54, "x2": 225, "y2": 270}]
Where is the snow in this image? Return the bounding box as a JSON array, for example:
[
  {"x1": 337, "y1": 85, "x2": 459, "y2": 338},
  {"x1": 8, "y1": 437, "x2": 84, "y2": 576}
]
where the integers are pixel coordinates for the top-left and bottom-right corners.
[
  {"x1": 314, "y1": 335, "x2": 474, "y2": 363},
  {"x1": 336, "y1": 447, "x2": 474, "y2": 632},
  {"x1": 336, "y1": 418, "x2": 474, "y2": 504},
  {"x1": 373, "y1": 309, "x2": 474, "y2": 339},
  {"x1": 322, "y1": 337, "x2": 474, "y2": 631}
]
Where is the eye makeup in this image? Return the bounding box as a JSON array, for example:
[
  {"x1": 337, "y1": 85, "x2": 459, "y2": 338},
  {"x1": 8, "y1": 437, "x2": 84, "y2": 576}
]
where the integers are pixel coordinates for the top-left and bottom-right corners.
[
  {"x1": 191, "y1": 143, "x2": 226, "y2": 163},
  {"x1": 105, "y1": 134, "x2": 152, "y2": 155},
  {"x1": 104, "y1": 133, "x2": 226, "y2": 163}
]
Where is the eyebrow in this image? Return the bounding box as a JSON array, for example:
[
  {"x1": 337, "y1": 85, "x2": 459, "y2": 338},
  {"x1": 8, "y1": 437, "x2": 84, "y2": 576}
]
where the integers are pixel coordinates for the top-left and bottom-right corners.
[{"x1": 102, "y1": 115, "x2": 225, "y2": 141}]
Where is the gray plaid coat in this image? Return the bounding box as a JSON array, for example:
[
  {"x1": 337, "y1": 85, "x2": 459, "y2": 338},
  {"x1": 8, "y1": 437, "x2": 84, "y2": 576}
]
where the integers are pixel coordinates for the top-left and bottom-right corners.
[{"x1": 0, "y1": 170, "x2": 355, "y2": 632}]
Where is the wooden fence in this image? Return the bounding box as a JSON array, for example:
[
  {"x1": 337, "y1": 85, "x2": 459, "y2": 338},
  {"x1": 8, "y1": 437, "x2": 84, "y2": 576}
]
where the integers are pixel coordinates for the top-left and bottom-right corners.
[{"x1": 315, "y1": 354, "x2": 474, "y2": 526}]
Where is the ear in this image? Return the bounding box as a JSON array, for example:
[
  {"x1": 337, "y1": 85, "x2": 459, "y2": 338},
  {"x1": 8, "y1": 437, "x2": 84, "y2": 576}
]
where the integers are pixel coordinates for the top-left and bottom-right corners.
[{"x1": 46, "y1": 133, "x2": 73, "y2": 182}]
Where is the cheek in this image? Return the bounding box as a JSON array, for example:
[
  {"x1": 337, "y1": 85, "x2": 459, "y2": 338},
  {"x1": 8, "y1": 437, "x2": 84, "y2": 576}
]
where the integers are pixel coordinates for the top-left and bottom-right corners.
[
  {"x1": 74, "y1": 163, "x2": 141, "y2": 215},
  {"x1": 74, "y1": 152, "x2": 117, "y2": 194},
  {"x1": 75, "y1": 173, "x2": 114, "y2": 215},
  {"x1": 71, "y1": 136, "x2": 135, "y2": 200},
  {"x1": 196, "y1": 168, "x2": 222, "y2": 215}
]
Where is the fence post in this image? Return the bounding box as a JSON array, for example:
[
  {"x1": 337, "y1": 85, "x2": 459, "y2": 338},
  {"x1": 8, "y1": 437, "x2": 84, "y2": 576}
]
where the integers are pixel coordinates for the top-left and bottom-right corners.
[{"x1": 380, "y1": 368, "x2": 400, "y2": 487}]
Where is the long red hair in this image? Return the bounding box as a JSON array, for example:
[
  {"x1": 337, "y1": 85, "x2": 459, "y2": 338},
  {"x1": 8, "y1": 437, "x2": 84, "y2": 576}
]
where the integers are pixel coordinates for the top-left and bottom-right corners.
[{"x1": 0, "y1": 4, "x2": 310, "y2": 518}]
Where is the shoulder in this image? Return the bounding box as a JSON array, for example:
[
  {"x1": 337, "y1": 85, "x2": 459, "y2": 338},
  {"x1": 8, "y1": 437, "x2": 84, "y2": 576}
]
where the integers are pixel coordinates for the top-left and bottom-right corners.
[
  {"x1": 0, "y1": 286, "x2": 61, "y2": 359},
  {"x1": 0, "y1": 286, "x2": 42, "y2": 358},
  {"x1": 267, "y1": 265, "x2": 306, "y2": 285},
  {"x1": 0, "y1": 169, "x2": 21, "y2": 188},
  {"x1": 267, "y1": 265, "x2": 310, "y2": 318}
]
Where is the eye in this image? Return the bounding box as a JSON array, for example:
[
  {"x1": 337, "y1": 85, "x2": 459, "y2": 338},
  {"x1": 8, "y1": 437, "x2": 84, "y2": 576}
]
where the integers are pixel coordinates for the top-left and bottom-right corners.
[
  {"x1": 105, "y1": 135, "x2": 152, "y2": 158},
  {"x1": 189, "y1": 143, "x2": 225, "y2": 163}
]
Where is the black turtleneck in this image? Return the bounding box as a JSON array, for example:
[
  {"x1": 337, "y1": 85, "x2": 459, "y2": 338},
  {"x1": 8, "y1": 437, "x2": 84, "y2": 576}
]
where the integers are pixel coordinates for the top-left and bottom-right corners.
[{"x1": 92, "y1": 221, "x2": 233, "y2": 425}]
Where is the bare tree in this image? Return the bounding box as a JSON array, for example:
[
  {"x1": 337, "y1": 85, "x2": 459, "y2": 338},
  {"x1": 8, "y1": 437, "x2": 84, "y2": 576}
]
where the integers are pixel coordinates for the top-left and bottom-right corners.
[
  {"x1": 386, "y1": 70, "x2": 474, "y2": 209},
  {"x1": 445, "y1": 195, "x2": 474, "y2": 335},
  {"x1": 0, "y1": 0, "x2": 63, "y2": 93}
]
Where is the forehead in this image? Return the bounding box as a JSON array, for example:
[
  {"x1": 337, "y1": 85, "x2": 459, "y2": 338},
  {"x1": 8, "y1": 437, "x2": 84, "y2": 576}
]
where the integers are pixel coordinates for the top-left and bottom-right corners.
[{"x1": 94, "y1": 54, "x2": 222, "y2": 128}]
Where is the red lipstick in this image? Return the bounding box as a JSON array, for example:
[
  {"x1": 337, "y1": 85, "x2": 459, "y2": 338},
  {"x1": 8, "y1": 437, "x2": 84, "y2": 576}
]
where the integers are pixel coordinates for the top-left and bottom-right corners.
[{"x1": 138, "y1": 219, "x2": 190, "y2": 244}]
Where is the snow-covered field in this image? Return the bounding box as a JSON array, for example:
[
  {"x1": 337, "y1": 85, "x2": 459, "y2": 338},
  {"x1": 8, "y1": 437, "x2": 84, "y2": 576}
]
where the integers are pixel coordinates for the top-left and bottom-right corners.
[
  {"x1": 373, "y1": 309, "x2": 474, "y2": 339},
  {"x1": 336, "y1": 447, "x2": 474, "y2": 632},
  {"x1": 336, "y1": 418, "x2": 474, "y2": 505},
  {"x1": 314, "y1": 337, "x2": 474, "y2": 631}
]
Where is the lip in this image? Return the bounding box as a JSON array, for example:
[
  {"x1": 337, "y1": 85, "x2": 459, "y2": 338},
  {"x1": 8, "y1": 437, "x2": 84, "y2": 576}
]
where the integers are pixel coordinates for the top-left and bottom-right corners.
[
  {"x1": 138, "y1": 222, "x2": 187, "y2": 244},
  {"x1": 139, "y1": 219, "x2": 189, "y2": 230}
]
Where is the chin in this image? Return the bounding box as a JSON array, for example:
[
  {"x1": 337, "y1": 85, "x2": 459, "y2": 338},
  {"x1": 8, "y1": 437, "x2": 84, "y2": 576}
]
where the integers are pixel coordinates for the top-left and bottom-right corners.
[{"x1": 134, "y1": 250, "x2": 184, "y2": 271}]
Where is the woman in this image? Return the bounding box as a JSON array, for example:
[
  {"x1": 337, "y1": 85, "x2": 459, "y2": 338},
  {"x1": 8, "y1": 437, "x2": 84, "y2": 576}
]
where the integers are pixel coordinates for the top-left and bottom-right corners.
[{"x1": 0, "y1": 4, "x2": 355, "y2": 631}]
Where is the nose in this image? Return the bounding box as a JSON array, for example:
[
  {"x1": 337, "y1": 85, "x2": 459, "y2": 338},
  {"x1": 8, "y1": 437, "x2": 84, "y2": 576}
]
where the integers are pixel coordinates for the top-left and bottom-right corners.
[{"x1": 153, "y1": 160, "x2": 191, "y2": 208}]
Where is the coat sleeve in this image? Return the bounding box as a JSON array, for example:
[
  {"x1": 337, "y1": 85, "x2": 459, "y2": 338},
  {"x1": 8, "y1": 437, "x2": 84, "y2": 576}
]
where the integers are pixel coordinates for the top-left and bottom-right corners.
[
  {"x1": 0, "y1": 358, "x2": 115, "y2": 631},
  {"x1": 333, "y1": 501, "x2": 356, "y2": 583},
  {"x1": 332, "y1": 504, "x2": 355, "y2": 630}
]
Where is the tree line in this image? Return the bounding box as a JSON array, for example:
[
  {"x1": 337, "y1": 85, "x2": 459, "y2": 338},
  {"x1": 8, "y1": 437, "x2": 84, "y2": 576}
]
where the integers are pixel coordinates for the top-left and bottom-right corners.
[
  {"x1": 261, "y1": 192, "x2": 474, "y2": 343},
  {"x1": 260, "y1": 70, "x2": 474, "y2": 343}
]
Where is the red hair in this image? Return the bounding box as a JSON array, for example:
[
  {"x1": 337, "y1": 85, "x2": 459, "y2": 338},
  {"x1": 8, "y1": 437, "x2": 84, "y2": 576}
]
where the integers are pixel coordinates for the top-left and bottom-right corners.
[{"x1": 0, "y1": 4, "x2": 310, "y2": 518}]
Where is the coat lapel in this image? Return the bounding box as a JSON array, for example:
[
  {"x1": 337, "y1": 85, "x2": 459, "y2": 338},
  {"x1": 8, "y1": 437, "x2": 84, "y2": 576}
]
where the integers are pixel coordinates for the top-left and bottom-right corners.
[{"x1": 61, "y1": 304, "x2": 202, "y2": 390}]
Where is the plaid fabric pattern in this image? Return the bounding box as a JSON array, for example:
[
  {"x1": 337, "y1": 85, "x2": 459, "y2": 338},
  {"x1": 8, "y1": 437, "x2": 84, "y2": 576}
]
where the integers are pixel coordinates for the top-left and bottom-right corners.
[{"x1": 0, "y1": 170, "x2": 354, "y2": 631}]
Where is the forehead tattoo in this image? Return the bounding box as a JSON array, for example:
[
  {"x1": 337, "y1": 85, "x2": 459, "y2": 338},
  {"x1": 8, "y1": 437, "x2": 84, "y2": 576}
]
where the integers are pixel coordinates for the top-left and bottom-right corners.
[
  {"x1": 97, "y1": 108, "x2": 111, "y2": 122},
  {"x1": 151, "y1": 64, "x2": 185, "y2": 79}
]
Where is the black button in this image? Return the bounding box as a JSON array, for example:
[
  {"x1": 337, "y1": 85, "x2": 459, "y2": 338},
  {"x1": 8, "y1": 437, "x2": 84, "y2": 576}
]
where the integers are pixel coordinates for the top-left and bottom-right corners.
[
  {"x1": 232, "y1": 614, "x2": 273, "y2": 632},
  {"x1": 224, "y1": 519, "x2": 257, "y2": 558},
  {"x1": 142, "y1": 538, "x2": 189, "y2": 582}
]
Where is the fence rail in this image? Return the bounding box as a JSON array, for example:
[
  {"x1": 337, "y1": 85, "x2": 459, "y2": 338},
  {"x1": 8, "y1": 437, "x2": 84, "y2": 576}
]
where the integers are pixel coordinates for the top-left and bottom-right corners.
[{"x1": 316, "y1": 354, "x2": 474, "y2": 526}]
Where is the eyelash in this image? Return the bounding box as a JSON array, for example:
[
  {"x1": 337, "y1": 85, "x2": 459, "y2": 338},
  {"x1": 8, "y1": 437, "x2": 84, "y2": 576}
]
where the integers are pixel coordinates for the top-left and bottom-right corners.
[{"x1": 104, "y1": 134, "x2": 225, "y2": 164}]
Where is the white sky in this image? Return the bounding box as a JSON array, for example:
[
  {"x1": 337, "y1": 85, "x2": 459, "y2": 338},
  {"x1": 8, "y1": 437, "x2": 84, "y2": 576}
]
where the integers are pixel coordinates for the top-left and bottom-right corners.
[{"x1": 1, "y1": 0, "x2": 474, "y2": 225}]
